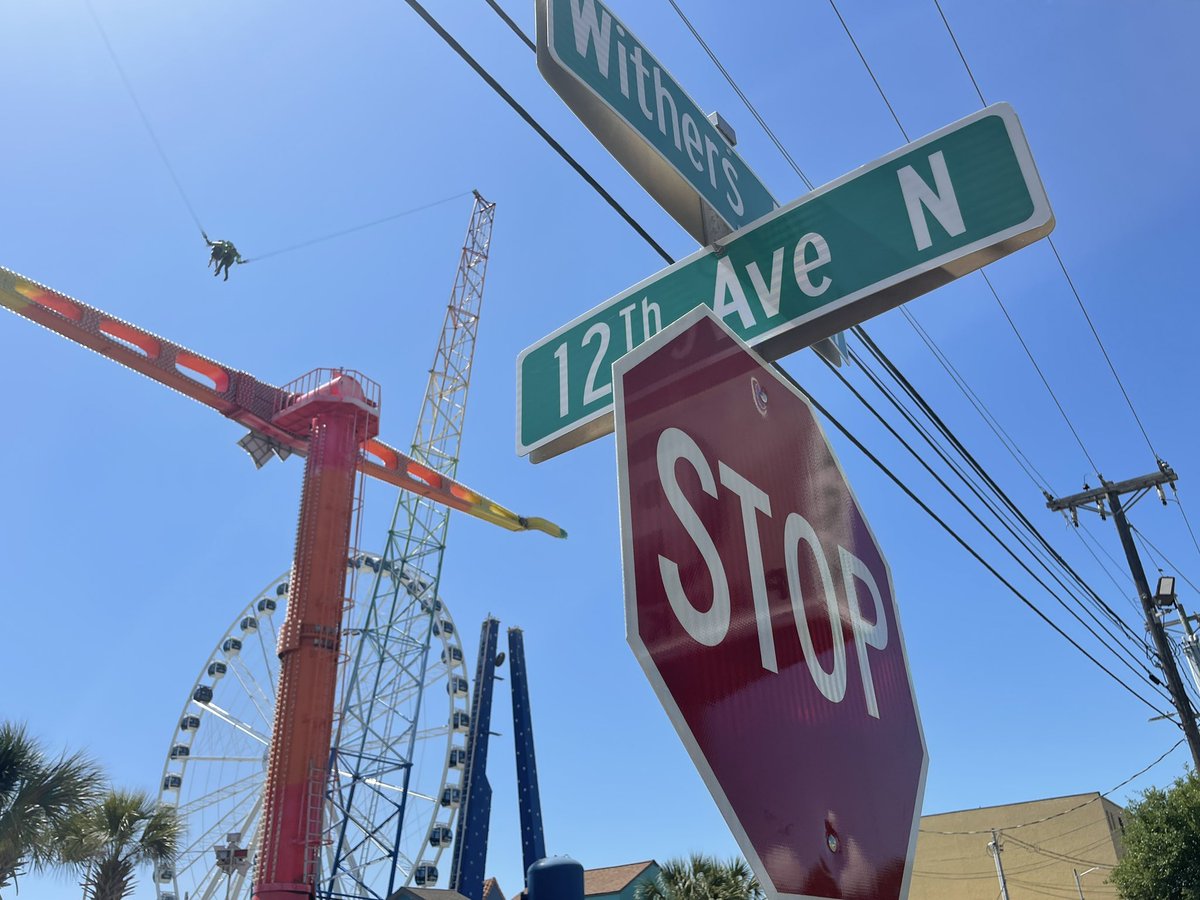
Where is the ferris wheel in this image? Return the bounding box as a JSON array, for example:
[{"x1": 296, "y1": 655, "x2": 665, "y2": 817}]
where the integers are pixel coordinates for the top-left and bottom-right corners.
[{"x1": 155, "y1": 552, "x2": 469, "y2": 900}]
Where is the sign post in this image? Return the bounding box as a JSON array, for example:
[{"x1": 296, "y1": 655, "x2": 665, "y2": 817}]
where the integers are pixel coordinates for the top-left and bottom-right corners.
[
  {"x1": 614, "y1": 306, "x2": 928, "y2": 900},
  {"x1": 519, "y1": 102, "x2": 1053, "y2": 461}
]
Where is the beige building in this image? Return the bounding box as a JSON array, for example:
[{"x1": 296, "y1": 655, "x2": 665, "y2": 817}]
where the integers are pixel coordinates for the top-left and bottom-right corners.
[{"x1": 910, "y1": 792, "x2": 1126, "y2": 899}]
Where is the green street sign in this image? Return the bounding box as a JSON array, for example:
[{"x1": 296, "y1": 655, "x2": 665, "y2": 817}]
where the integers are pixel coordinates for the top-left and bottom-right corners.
[
  {"x1": 518, "y1": 103, "x2": 1053, "y2": 462},
  {"x1": 535, "y1": 0, "x2": 777, "y2": 242}
]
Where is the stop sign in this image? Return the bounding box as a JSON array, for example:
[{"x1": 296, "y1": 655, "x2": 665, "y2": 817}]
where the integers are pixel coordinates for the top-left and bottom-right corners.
[{"x1": 614, "y1": 307, "x2": 927, "y2": 900}]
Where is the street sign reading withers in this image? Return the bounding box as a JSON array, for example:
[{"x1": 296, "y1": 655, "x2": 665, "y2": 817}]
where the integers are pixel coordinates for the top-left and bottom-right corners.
[
  {"x1": 615, "y1": 307, "x2": 928, "y2": 900},
  {"x1": 535, "y1": 0, "x2": 778, "y2": 242},
  {"x1": 518, "y1": 102, "x2": 1053, "y2": 461}
]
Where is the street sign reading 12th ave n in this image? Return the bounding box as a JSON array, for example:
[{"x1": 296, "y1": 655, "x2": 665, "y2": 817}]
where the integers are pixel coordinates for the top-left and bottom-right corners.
[
  {"x1": 616, "y1": 306, "x2": 927, "y2": 900},
  {"x1": 535, "y1": 0, "x2": 778, "y2": 242},
  {"x1": 517, "y1": 102, "x2": 1053, "y2": 462}
]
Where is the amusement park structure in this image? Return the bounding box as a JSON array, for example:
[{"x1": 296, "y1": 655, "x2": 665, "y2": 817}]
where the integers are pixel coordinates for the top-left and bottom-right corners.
[
  {"x1": 0, "y1": 200, "x2": 562, "y2": 900},
  {"x1": 449, "y1": 621, "x2": 549, "y2": 900},
  {"x1": 325, "y1": 190, "x2": 502, "y2": 898}
]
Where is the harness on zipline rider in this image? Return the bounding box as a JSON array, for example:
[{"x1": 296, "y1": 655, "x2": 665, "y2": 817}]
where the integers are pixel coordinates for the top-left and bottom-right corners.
[{"x1": 202, "y1": 232, "x2": 246, "y2": 281}]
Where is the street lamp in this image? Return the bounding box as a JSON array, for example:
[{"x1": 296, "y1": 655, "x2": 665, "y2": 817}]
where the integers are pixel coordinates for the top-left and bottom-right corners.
[
  {"x1": 1155, "y1": 575, "x2": 1177, "y2": 608},
  {"x1": 1073, "y1": 865, "x2": 1109, "y2": 899}
]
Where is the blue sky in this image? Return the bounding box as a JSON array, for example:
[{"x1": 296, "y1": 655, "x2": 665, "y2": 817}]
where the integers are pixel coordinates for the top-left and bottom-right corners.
[{"x1": 2, "y1": 0, "x2": 1199, "y2": 897}]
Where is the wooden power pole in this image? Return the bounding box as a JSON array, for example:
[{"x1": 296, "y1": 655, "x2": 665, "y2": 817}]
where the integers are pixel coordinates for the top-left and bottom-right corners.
[{"x1": 1047, "y1": 463, "x2": 1200, "y2": 770}]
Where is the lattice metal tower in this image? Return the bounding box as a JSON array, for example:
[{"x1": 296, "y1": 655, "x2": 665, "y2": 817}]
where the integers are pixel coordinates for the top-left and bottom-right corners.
[{"x1": 323, "y1": 192, "x2": 497, "y2": 898}]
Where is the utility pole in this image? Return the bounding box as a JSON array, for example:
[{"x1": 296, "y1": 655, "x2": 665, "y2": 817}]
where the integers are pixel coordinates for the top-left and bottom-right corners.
[
  {"x1": 988, "y1": 830, "x2": 1010, "y2": 900},
  {"x1": 1163, "y1": 601, "x2": 1200, "y2": 695},
  {"x1": 1047, "y1": 463, "x2": 1200, "y2": 769}
]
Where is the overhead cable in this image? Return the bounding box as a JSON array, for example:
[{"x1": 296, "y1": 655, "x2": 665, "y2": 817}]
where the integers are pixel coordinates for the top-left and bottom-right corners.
[
  {"x1": 402, "y1": 0, "x2": 674, "y2": 266},
  {"x1": 919, "y1": 738, "x2": 1185, "y2": 834},
  {"x1": 466, "y1": 0, "x2": 1166, "y2": 715},
  {"x1": 829, "y1": 350, "x2": 1163, "y2": 693},
  {"x1": 932, "y1": 0, "x2": 1160, "y2": 464}
]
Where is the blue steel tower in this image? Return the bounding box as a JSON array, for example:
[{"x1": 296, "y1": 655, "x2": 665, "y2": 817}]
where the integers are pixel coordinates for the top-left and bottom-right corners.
[
  {"x1": 449, "y1": 617, "x2": 501, "y2": 900},
  {"x1": 508, "y1": 627, "x2": 547, "y2": 878}
]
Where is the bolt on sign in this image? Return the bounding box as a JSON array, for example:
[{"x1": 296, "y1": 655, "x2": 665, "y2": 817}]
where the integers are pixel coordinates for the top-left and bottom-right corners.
[
  {"x1": 518, "y1": 102, "x2": 1053, "y2": 462},
  {"x1": 535, "y1": 0, "x2": 778, "y2": 242},
  {"x1": 615, "y1": 307, "x2": 928, "y2": 900}
]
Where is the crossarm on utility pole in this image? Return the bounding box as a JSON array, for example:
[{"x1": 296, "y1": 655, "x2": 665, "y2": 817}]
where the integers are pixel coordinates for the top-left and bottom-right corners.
[{"x1": 1046, "y1": 468, "x2": 1200, "y2": 769}]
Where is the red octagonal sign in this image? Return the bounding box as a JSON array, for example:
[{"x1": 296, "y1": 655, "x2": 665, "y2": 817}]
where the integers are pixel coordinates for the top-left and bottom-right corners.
[{"x1": 614, "y1": 307, "x2": 927, "y2": 900}]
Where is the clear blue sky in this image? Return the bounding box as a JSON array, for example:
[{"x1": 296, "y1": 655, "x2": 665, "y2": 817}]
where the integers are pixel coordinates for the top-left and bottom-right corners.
[{"x1": 2, "y1": 0, "x2": 1199, "y2": 898}]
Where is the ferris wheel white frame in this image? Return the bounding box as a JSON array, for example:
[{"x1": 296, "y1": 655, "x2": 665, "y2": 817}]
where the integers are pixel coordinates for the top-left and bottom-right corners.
[{"x1": 155, "y1": 552, "x2": 470, "y2": 900}]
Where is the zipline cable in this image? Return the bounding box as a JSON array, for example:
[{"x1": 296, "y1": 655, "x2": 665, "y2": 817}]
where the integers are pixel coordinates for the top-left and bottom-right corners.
[
  {"x1": 240, "y1": 191, "x2": 474, "y2": 263},
  {"x1": 85, "y1": 0, "x2": 208, "y2": 239}
]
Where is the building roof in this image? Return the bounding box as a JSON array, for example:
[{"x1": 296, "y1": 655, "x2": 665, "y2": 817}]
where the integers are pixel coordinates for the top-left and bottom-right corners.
[
  {"x1": 583, "y1": 861, "x2": 658, "y2": 896},
  {"x1": 920, "y1": 791, "x2": 1112, "y2": 820},
  {"x1": 482, "y1": 877, "x2": 506, "y2": 900},
  {"x1": 388, "y1": 889, "x2": 472, "y2": 900}
]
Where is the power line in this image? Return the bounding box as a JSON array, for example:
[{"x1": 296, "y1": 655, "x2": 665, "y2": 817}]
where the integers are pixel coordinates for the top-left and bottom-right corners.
[
  {"x1": 827, "y1": 0, "x2": 1108, "y2": 480},
  {"x1": 931, "y1": 0, "x2": 987, "y2": 106},
  {"x1": 1046, "y1": 237, "x2": 1158, "y2": 462},
  {"x1": 661, "y1": 0, "x2": 814, "y2": 191},
  {"x1": 932, "y1": 0, "x2": 1161, "y2": 465},
  {"x1": 981, "y1": 271, "x2": 1101, "y2": 477},
  {"x1": 784, "y1": 368, "x2": 1171, "y2": 720},
  {"x1": 920, "y1": 738, "x2": 1185, "y2": 834},
  {"x1": 899, "y1": 307, "x2": 1054, "y2": 494},
  {"x1": 1169, "y1": 486, "x2": 1200, "y2": 564},
  {"x1": 835, "y1": 346, "x2": 1161, "y2": 690},
  {"x1": 482, "y1": 0, "x2": 535, "y2": 52},
  {"x1": 1131, "y1": 525, "x2": 1200, "y2": 597},
  {"x1": 853, "y1": 327, "x2": 1150, "y2": 653},
  {"x1": 462, "y1": 0, "x2": 1172, "y2": 715},
  {"x1": 659, "y1": 1, "x2": 1122, "y2": 634},
  {"x1": 401, "y1": 0, "x2": 674, "y2": 266},
  {"x1": 826, "y1": 0, "x2": 909, "y2": 141}
]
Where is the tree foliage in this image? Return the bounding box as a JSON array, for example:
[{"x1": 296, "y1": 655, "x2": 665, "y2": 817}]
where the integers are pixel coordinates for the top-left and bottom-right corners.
[
  {"x1": 1109, "y1": 769, "x2": 1200, "y2": 900},
  {"x1": 59, "y1": 788, "x2": 182, "y2": 900},
  {"x1": 0, "y1": 722, "x2": 102, "y2": 894},
  {"x1": 635, "y1": 854, "x2": 764, "y2": 900}
]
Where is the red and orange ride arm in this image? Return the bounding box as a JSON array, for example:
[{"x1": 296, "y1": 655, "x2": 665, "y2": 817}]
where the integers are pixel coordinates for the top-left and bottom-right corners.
[{"x1": 0, "y1": 266, "x2": 565, "y2": 539}]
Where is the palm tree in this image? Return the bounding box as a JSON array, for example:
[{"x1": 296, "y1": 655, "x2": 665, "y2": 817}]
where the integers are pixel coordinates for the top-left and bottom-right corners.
[
  {"x1": 635, "y1": 854, "x2": 764, "y2": 900},
  {"x1": 0, "y1": 722, "x2": 103, "y2": 894},
  {"x1": 60, "y1": 788, "x2": 182, "y2": 900}
]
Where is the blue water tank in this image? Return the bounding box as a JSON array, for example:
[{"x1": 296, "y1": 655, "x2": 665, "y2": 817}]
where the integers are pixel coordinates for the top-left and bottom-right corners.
[{"x1": 528, "y1": 857, "x2": 584, "y2": 900}]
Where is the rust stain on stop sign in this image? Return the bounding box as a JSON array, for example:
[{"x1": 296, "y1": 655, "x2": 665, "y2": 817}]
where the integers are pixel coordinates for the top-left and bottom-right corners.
[{"x1": 615, "y1": 308, "x2": 928, "y2": 900}]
